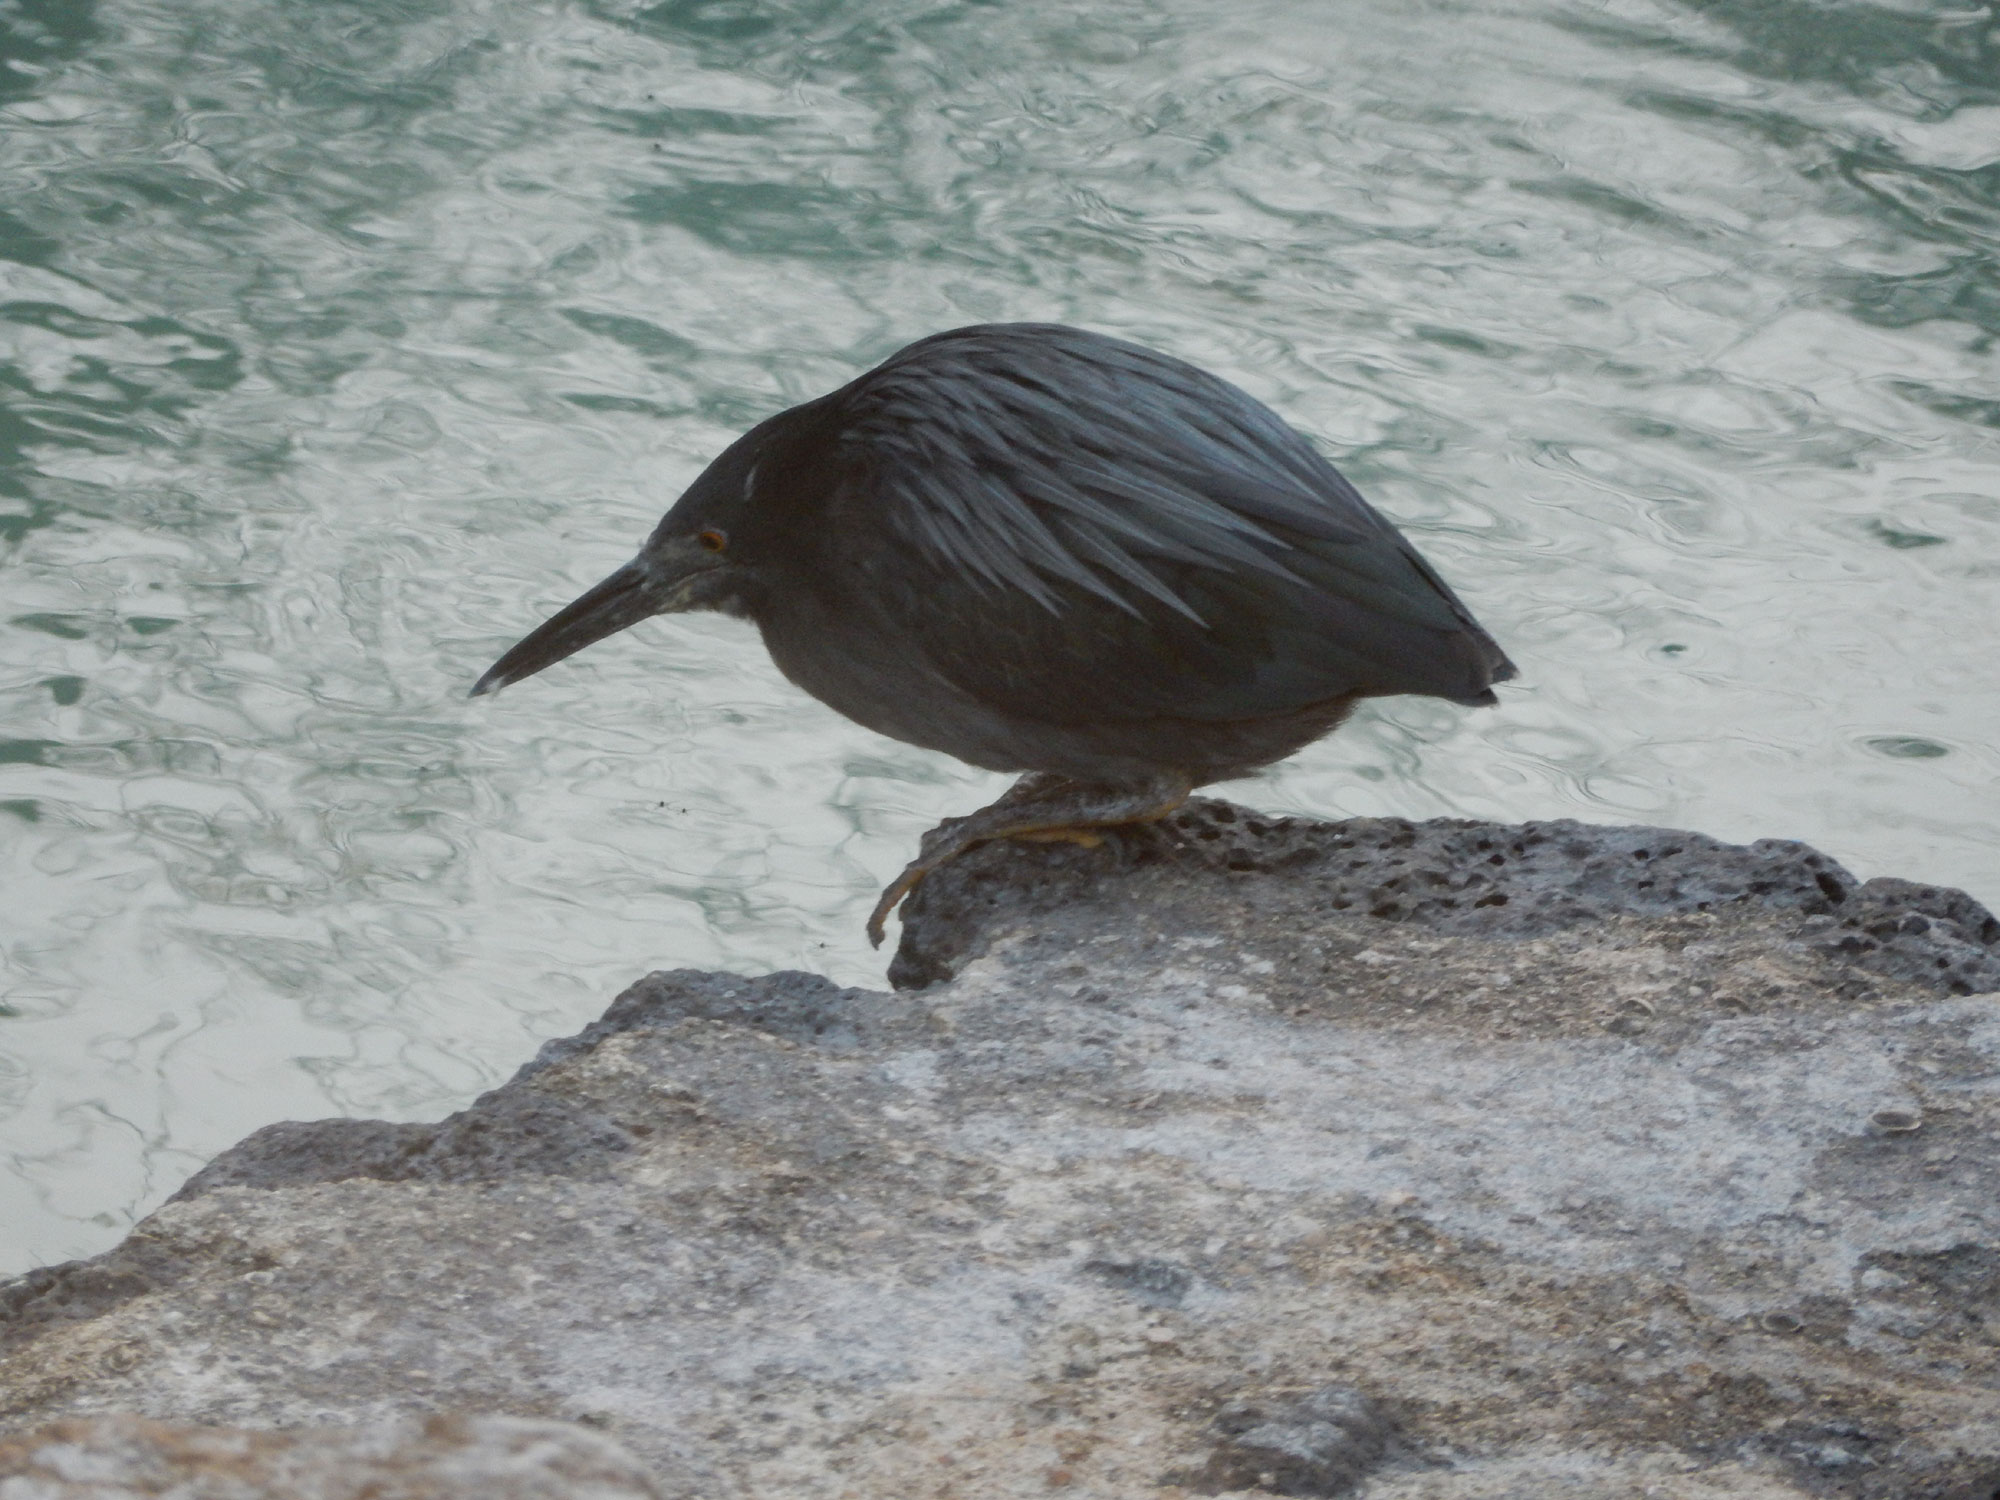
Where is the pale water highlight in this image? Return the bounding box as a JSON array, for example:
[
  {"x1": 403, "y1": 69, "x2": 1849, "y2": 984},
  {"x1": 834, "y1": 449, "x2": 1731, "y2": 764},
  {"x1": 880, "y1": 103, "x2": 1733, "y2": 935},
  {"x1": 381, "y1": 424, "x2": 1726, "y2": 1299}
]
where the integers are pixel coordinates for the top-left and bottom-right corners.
[{"x1": 1, "y1": 0, "x2": 1996, "y2": 1272}]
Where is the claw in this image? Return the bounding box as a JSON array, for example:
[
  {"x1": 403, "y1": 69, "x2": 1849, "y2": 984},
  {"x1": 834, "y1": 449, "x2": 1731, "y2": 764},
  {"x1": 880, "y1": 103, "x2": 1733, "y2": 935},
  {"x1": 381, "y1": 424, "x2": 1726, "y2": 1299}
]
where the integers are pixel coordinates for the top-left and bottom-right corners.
[{"x1": 867, "y1": 863, "x2": 925, "y2": 948}]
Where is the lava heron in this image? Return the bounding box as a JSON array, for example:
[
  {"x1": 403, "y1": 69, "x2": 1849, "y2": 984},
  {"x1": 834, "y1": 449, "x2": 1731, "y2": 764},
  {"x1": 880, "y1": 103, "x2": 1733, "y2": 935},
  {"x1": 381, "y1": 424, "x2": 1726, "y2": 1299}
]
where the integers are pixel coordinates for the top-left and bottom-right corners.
[{"x1": 474, "y1": 323, "x2": 1514, "y2": 944}]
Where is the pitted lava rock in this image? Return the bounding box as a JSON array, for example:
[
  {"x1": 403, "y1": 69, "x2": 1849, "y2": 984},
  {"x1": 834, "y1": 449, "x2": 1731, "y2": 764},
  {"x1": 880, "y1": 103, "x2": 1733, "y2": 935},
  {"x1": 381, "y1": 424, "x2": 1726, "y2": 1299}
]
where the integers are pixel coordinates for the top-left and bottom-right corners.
[{"x1": 890, "y1": 798, "x2": 2000, "y2": 993}]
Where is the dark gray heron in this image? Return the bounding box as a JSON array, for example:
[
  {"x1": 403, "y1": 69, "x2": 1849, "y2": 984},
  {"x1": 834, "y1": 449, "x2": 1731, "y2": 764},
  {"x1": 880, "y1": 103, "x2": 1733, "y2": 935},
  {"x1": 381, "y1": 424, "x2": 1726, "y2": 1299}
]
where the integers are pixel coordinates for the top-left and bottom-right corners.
[{"x1": 474, "y1": 323, "x2": 1515, "y2": 944}]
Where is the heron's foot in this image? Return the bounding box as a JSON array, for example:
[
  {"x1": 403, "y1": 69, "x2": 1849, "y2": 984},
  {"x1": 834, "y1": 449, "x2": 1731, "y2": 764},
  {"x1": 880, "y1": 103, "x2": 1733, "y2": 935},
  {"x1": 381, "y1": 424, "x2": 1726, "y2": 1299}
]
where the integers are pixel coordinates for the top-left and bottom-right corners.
[
  {"x1": 1009, "y1": 828, "x2": 1105, "y2": 849},
  {"x1": 866, "y1": 771, "x2": 1194, "y2": 948}
]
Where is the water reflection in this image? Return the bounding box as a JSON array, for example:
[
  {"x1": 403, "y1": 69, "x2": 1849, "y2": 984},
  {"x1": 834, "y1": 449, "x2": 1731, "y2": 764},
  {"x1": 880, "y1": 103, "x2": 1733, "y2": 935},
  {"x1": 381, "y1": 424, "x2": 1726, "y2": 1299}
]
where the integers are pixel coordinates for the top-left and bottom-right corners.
[{"x1": 1, "y1": 0, "x2": 1996, "y2": 1272}]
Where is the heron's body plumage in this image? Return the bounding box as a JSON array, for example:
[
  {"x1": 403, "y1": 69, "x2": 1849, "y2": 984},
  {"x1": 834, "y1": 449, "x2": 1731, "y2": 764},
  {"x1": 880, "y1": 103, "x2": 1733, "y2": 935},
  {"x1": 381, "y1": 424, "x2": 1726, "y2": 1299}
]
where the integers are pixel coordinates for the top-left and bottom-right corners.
[
  {"x1": 476, "y1": 322, "x2": 1516, "y2": 938},
  {"x1": 722, "y1": 324, "x2": 1511, "y2": 779}
]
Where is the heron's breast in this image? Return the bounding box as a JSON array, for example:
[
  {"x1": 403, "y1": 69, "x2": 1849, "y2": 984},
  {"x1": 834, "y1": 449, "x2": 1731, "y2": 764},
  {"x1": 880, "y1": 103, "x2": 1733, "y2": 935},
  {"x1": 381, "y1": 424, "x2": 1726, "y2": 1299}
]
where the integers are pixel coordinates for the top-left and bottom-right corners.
[{"x1": 752, "y1": 584, "x2": 1025, "y2": 770}]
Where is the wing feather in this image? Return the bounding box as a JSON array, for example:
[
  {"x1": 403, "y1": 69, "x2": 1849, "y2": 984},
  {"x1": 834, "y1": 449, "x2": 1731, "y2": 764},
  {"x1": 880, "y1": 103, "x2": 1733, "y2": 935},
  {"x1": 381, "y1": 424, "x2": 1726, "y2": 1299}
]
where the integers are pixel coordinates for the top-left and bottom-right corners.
[{"x1": 819, "y1": 324, "x2": 1512, "y2": 725}]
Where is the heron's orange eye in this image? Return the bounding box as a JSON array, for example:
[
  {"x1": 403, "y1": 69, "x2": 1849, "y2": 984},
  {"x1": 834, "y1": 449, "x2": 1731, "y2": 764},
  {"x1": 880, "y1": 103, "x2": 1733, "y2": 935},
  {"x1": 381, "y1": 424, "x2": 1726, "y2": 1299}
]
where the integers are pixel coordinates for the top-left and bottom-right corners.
[{"x1": 697, "y1": 528, "x2": 728, "y2": 554}]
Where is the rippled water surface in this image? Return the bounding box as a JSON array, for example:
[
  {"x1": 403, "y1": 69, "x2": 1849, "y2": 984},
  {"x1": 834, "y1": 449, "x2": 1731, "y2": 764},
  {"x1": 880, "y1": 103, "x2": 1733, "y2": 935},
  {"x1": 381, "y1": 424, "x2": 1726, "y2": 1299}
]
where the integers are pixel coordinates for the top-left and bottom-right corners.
[{"x1": 2, "y1": 0, "x2": 1997, "y2": 1271}]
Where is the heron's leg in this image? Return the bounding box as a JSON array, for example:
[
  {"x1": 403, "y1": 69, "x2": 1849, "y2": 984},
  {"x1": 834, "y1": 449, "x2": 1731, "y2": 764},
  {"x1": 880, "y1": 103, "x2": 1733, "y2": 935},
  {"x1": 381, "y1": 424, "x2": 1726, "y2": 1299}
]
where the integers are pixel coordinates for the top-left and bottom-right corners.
[{"x1": 866, "y1": 771, "x2": 1194, "y2": 947}]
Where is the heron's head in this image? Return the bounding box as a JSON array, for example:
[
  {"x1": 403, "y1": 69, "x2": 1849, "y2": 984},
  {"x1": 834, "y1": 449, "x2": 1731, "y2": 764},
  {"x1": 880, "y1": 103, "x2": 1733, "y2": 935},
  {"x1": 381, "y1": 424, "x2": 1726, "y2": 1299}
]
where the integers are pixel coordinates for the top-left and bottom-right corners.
[{"x1": 471, "y1": 410, "x2": 809, "y2": 698}]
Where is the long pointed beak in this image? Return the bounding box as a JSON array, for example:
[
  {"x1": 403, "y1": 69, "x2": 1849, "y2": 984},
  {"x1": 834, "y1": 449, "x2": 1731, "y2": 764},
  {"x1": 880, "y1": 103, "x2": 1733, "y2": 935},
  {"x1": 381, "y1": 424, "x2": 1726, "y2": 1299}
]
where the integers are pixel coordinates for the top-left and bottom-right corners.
[{"x1": 471, "y1": 562, "x2": 661, "y2": 697}]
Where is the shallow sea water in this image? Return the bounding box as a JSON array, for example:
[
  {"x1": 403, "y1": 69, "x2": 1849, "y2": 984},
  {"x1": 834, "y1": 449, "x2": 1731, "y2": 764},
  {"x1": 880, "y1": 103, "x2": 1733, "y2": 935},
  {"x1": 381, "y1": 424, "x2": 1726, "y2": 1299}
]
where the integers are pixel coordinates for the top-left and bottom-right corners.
[{"x1": 1, "y1": 0, "x2": 1997, "y2": 1272}]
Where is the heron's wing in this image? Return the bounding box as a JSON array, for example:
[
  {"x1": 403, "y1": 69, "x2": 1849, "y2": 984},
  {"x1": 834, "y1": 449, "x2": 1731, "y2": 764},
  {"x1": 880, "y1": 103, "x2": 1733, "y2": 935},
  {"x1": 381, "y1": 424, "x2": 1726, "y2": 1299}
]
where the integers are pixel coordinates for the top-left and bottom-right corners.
[{"x1": 825, "y1": 324, "x2": 1511, "y2": 724}]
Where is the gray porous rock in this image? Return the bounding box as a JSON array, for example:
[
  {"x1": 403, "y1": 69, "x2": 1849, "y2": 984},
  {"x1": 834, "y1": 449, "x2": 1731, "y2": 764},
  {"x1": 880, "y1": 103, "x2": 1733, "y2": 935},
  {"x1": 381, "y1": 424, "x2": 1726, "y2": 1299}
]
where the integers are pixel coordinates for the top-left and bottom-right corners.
[
  {"x1": 3, "y1": 801, "x2": 1998, "y2": 1500},
  {"x1": 1193, "y1": 1384, "x2": 1393, "y2": 1497},
  {"x1": 890, "y1": 800, "x2": 2000, "y2": 993},
  {"x1": 0, "y1": 1411, "x2": 661, "y2": 1499}
]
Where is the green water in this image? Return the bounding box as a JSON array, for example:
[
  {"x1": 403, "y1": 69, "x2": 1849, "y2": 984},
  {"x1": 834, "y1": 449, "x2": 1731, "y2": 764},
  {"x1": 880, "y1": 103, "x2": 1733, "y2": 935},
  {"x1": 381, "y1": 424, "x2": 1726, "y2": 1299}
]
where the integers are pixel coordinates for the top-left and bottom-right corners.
[{"x1": 1, "y1": 0, "x2": 1996, "y2": 1272}]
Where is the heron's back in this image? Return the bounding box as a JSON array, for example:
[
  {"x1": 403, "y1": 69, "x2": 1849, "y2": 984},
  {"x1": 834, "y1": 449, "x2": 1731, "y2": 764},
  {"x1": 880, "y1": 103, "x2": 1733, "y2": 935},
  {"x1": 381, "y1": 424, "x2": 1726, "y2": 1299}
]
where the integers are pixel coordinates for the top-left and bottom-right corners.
[{"x1": 754, "y1": 323, "x2": 1512, "y2": 779}]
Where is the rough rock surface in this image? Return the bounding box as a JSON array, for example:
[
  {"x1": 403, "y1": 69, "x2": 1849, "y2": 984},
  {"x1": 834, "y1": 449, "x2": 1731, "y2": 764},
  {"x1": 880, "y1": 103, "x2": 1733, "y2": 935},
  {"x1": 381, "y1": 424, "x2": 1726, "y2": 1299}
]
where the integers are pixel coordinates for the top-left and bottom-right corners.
[
  {"x1": 2, "y1": 801, "x2": 1998, "y2": 1500},
  {"x1": 0, "y1": 1411, "x2": 662, "y2": 1499},
  {"x1": 889, "y1": 801, "x2": 2000, "y2": 996}
]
